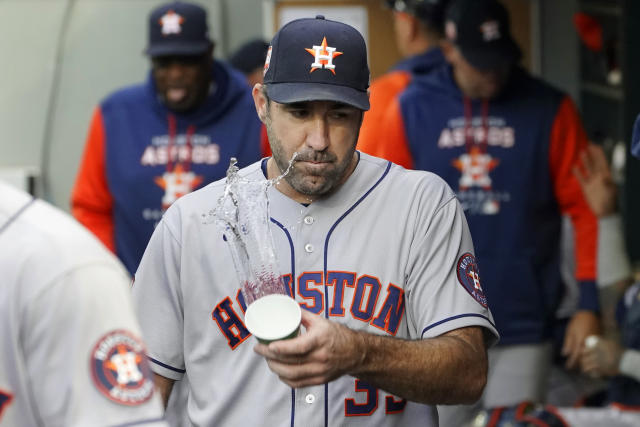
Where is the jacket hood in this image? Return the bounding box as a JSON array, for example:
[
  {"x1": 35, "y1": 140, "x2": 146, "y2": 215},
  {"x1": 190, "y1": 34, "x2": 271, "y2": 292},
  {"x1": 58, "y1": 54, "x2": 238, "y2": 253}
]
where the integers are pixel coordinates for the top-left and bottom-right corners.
[
  {"x1": 145, "y1": 60, "x2": 251, "y2": 127},
  {"x1": 391, "y1": 47, "x2": 445, "y2": 75}
]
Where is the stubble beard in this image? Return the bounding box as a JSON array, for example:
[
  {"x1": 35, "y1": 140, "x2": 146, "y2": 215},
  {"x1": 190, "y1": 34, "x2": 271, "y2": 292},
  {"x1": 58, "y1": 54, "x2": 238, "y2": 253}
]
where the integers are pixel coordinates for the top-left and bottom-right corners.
[{"x1": 265, "y1": 115, "x2": 357, "y2": 198}]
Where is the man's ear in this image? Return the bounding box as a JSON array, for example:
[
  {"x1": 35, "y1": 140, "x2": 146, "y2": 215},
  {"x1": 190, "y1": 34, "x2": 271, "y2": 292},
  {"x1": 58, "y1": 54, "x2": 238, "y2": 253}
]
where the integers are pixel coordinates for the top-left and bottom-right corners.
[
  {"x1": 440, "y1": 40, "x2": 456, "y2": 64},
  {"x1": 252, "y1": 83, "x2": 267, "y2": 123},
  {"x1": 407, "y1": 14, "x2": 421, "y2": 41}
]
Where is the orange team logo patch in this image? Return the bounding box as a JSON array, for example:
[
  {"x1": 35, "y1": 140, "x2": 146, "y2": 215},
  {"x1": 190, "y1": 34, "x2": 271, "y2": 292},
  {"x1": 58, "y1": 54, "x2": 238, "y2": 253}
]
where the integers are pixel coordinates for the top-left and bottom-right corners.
[
  {"x1": 305, "y1": 37, "x2": 343, "y2": 74},
  {"x1": 90, "y1": 330, "x2": 155, "y2": 405},
  {"x1": 456, "y1": 253, "x2": 487, "y2": 307},
  {"x1": 159, "y1": 10, "x2": 184, "y2": 35}
]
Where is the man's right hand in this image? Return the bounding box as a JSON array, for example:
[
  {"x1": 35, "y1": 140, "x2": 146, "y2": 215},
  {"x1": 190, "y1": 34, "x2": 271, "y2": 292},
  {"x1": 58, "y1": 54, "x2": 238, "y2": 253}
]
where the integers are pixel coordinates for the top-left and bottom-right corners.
[{"x1": 572, "y1": 144, "x2": 617, "y2": 218}]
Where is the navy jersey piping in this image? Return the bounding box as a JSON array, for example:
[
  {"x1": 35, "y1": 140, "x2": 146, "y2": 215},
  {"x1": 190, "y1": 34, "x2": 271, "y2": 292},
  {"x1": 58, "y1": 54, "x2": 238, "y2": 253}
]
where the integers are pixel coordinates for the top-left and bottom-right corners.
[
  {"x1": 0, "y1": 198, "x2": 35, "y2": 236},
  {"x1": 322, "y1": 160, "x2": 392, "y2": 427},
  {"x1": 421, "y1": 313, "x2": 497, "y2": 338},
  {"x1": 270, "y1": 217, "x2": 297, "y2": 427},
  {"x1": 148, "y1": 357, "x2": 186, "y2": 373}
]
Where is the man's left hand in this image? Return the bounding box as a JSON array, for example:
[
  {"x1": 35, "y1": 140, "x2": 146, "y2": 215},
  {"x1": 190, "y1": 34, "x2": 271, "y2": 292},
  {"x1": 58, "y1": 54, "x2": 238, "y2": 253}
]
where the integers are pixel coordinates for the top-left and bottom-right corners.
[{"x1": 254, "y1": 309, "x2": 365, "y2": 388}]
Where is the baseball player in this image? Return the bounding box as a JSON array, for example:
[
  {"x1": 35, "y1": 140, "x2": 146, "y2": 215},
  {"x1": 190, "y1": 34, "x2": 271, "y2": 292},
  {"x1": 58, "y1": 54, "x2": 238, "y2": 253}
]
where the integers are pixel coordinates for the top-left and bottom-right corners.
[
  {"x1": 0, "y1": 181, "x2": 167, "y2": 426},
  {"x1": 71, "y1": 1, "x2": 265, "y2": 277},
  {"x1": 358, "y1": 0, "x2": 450, "y2": 154},
  {"x1": 132, "y1": 16, "x2": 498, "y2": 426}
]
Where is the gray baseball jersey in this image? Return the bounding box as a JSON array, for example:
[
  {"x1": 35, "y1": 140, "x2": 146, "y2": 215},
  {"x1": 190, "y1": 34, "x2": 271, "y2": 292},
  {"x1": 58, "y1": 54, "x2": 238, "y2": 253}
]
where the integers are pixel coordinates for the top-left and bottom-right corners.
[
  {"x1": 133, "y1": 153, "x2": 498, "y2": 427},
  {"x1": 0, "y1": 182, "x2": 167, "y2": 427}
]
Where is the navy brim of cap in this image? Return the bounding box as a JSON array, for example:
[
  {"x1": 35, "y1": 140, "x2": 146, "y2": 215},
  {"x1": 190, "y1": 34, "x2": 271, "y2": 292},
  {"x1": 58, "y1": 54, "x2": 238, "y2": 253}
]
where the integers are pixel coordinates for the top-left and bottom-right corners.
[
  {"x1": 145, "y1": 41, "x2": 211, "y2": 57},
  {"x1": 460, "y1": 39, "x2": 522, "y2": 71},
  {"x1": 265, "y1": 83, "x2": 370, "y2": 111}
]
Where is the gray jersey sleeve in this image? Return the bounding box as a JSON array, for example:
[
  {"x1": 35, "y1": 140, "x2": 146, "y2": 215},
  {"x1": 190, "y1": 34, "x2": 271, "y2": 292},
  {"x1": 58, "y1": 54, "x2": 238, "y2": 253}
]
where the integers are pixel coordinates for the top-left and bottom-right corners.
[
  {"x1": 406, "y1": 192, "x2": 498, "y2": 344},
  {"x1": 132, "y1": 216, "x2": 185, "y2": 381},
  {"x1": 22, "y1": 262, "x2": 166, "y2": 427}
]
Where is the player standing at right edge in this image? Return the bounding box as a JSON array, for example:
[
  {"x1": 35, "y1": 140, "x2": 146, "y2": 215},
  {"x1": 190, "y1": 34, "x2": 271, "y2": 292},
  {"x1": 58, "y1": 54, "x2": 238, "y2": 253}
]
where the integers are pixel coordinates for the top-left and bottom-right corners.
[{"x1": 132, "y1": 16, "x2": 498, "y2": 426}]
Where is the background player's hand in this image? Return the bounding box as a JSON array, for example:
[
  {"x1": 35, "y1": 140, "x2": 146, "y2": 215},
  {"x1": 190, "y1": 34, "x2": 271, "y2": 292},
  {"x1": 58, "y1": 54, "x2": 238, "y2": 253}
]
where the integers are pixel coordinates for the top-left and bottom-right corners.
[
  {"x1": 580, "y1": 337, "x2": 623, "y2": 378},
  {"x1": 572, "y1": 143, "x2": 617, "y2": 218},
  {"x1": 562, "y1": 310, "x2": 601, "y2": 369},
  {"x1": 253, "y1": 309, "x2": 364, "y2": 388}
]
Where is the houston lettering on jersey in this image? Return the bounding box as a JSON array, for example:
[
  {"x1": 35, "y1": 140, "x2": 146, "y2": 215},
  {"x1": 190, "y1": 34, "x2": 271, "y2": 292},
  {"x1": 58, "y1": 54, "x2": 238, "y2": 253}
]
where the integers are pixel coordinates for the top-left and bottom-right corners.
[{"x1": 211, "y1": 271, "x2": 405, "y2": 350}]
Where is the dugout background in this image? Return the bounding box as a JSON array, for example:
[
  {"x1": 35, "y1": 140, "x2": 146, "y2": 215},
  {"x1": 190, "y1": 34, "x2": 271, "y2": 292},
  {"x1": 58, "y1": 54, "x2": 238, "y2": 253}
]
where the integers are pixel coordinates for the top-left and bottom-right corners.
[{"x1": 1, "y1": 0, "x2": 638, "y2": 267}]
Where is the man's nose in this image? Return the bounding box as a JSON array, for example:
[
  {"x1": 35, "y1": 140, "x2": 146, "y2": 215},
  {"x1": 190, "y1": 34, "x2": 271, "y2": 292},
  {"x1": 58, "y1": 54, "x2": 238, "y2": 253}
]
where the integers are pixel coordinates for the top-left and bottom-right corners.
[
  {"x1": 305, "y1": 117, "x2": 330, "y2": 151},
  {"x1": 166, "y1": 62, "x2": 187, "y2": 79}
]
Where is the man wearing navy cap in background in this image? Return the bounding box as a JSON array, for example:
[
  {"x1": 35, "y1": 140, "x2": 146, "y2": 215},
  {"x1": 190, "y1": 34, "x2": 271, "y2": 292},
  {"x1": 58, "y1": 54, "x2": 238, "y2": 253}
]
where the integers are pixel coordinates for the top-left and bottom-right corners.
[
  {"x1": 229, "y1": 38, "x2": 270, "y2": 87},
  {"x1": 132, "y1": 15, "x2": 498, "y2": 426},
  {"x1": 362, "y1": 0, "x2": 600, "y2": 424},
  {"x1": 358, "y1": 0, "x2": 451, "y2": 161},
  {"x1": 71, "y1": 1, "x2": 264, "y2": 277}
]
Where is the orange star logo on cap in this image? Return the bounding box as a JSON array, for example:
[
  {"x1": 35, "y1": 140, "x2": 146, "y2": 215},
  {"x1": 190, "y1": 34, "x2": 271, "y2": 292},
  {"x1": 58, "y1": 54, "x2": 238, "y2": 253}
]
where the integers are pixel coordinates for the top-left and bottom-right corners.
[
  {"x1": 305, "y1": 37, "x2": 343, "y2": 74},
  {"x1": 159, "y1": 10, "x2": 184, "y2": 35}
]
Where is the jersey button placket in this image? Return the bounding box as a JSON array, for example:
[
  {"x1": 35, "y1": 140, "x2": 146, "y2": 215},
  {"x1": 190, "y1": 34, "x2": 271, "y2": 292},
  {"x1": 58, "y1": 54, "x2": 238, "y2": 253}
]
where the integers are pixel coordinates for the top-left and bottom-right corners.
[
  {"x1": 295, "y1": 385, "x2": 324, "y2": 423},
  {"x1": 303, "y1": 215, "x2": 315, "y2": 254}
]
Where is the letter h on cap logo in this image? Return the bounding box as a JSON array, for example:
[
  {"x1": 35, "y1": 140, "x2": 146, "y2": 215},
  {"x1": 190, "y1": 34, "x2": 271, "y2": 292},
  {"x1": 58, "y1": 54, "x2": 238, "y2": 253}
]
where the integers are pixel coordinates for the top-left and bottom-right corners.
[{"x1": 305, "y1": 37, "x2": 343, "y2": 74}]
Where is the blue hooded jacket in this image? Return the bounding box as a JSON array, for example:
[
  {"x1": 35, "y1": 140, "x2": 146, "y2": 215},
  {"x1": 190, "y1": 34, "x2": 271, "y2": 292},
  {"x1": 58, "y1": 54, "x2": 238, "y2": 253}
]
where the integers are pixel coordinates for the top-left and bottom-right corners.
[
  {"x1": 72, "y1": 61, "x2": 263, "y2": 275},
  {"x1": 360, "y1": 64, "x2": 598, "y2": 344}
]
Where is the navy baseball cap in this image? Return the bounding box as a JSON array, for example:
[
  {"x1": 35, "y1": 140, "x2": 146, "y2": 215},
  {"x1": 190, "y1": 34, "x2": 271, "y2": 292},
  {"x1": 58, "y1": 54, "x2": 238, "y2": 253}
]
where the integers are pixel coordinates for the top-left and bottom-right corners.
[
  {"x1": 263, "y1": 15, "x2": 370, "y2": 111},
  {"x1": 229, "y1": 39, "x2": 270, "y2": 74},
  {"x1": 445, "y1": 0, "x2": 521, "y2": 70},
  {"x1": 145, "y1": 1, "x2": 213, "y2": 57},
  {"x1": 386, "y1": 0, "x2": 452, "y2": 33}
]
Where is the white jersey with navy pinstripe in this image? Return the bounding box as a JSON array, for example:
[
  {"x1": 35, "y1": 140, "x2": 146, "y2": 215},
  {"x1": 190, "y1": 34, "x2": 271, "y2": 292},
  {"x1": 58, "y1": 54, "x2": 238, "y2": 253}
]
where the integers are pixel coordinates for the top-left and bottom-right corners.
[
  {"x1": 0, "y1": 181, "x2": 167, "y2": 427},
  {"x1": 132, "y1": 152, "x2": 498, "y2": 427}
]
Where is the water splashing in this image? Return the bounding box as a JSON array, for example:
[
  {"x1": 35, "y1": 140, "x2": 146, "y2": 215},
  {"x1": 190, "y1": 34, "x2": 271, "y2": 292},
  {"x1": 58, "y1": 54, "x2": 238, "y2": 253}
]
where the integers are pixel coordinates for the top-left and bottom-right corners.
[{"x1": 206, "y1": 154, "x2": 297, "y2": 306}]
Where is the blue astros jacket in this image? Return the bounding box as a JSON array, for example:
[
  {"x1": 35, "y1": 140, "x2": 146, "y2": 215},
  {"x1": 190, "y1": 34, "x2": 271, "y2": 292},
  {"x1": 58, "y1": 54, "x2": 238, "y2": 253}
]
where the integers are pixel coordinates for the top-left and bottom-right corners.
[
  {"x1": 359, "y1": 65, "x2": 598, "y2": 344},
  {"x1": 72, "y1": 61, "x2": 264, "y2": 275}
]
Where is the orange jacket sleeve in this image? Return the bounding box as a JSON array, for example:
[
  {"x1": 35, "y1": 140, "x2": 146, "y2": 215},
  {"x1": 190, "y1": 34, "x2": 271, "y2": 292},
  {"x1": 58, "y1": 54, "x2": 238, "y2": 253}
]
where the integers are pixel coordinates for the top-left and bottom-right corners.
[
  {"x1": 357, "y1": 72, "x2": 414, "y2": 169},
  {"x1": 549, "y1": 97, "x2": 598, "y2": 308},
  {"x1": 70, "y1": 107, "x2": 115, "y2": 252}
]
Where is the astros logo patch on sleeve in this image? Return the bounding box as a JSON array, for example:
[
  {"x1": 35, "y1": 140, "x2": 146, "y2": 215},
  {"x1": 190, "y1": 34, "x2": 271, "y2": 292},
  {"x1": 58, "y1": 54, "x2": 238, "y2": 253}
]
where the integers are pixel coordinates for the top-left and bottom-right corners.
[
  {"x1": 90, "y1": 330, "x2": 155, "y2": 405},
  {"x1": 456, "y1": 253, "x2": 488, "y2": 307}
]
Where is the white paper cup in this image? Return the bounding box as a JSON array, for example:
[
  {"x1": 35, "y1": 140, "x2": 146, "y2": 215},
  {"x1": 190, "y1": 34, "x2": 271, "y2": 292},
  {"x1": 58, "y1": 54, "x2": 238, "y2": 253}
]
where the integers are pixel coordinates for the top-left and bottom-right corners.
[{"x1": 244, "y1": 294, "x2": 301, "y2": 344}]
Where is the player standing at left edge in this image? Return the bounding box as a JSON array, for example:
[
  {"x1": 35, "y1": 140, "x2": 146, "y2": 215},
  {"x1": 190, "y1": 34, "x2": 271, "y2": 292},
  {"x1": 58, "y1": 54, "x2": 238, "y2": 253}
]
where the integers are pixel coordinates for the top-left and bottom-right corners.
[
  {"x1": 0, "y1": 181, "x2": 167, "y2": 426},
  {"x1": 132, "y1": 15, "x2": 498, "y2": 426}
]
